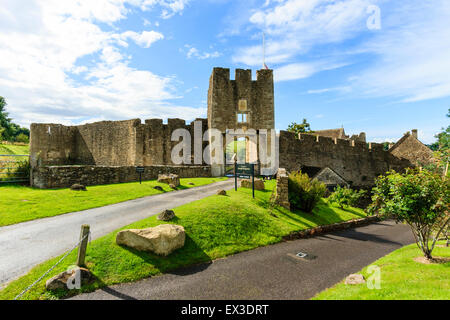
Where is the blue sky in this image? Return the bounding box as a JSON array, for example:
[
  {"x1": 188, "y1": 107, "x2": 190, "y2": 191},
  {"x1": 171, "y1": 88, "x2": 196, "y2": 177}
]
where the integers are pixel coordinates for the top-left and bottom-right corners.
[{"x1": 0, "y1": 0, "x2": 449, "y2": 144}]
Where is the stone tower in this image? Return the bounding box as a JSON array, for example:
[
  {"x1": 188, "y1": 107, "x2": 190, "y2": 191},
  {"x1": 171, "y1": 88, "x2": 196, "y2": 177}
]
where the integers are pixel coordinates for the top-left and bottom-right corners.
[
  {"x1": 207, "y1": 68, "x2": 274, "y2": 132},
  {"x1": 207, "y1": 67, "x2": 275, "y2": 176}
]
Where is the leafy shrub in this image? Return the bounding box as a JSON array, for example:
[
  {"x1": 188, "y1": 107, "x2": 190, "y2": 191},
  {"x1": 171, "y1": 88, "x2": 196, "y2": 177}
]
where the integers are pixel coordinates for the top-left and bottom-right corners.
[
  {"x1": 329, "y1": 186, "x2": 366, "y2": 209},
  {"x1": 288, "y1": 170, "x2": 326, "y2": 213},
  {"x1": 15, "y1": 133, "x2": 29, "y2": 144},
  {"x1": 368, "y1": 169, "x2": 449, "y2": 259}
]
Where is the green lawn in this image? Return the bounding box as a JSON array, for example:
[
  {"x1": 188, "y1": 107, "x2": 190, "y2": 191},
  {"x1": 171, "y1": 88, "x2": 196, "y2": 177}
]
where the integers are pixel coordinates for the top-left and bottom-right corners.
[
  {"x1": 0, "y1": 144, "x2": 29, "y2": 155},
  {"x1": 0, "y1": 177, "x2": 227, "y2": 227},
  {"x1": 313, "y1": 243, "x2": 450, "y2": 300},
  {"x1": 0, "y1": 180, "x2": 367, "y2": 300}
]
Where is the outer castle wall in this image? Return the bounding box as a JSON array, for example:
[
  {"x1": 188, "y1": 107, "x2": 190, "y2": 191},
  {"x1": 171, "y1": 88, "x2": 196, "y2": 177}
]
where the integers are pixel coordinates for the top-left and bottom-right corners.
[
  {"x1": 29, "y1": 67, "x2": 416, "y2": 189},
  {"x1": 30, "y1": 118, "x2": 210, "y2": 188},
  {"x1": 279, "y1": 131, "x2": 413, "y2": 187}
]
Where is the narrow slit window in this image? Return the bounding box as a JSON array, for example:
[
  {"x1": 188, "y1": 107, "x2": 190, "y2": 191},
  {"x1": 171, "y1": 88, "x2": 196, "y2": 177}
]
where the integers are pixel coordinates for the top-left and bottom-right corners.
[{"x1": 237, "y1": 113, "x2": 248, "y2": 123}]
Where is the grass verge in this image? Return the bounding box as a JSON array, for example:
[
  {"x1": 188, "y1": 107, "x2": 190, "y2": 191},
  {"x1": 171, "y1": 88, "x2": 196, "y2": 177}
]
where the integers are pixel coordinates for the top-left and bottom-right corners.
[
  {"x1": 0, "y1": 144, "x2": 29, "y2": 155},
  {"x1": 0, "y1": 180, "x2": 366, "y2": 300},
  {"x1": 0, "y1": 177, "x2": 227, "y2": 227},
  {"x1": 313, "y1": 243, "x2": 450, "y2": 300}
]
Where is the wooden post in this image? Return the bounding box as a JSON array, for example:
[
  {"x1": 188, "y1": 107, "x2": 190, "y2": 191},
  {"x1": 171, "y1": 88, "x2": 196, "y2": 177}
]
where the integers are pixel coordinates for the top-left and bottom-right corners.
[
  {"x1": 77, "y1": 224, "x2": 90, "y2": 267},
  {"x1": 444, "y1": 161, "x2": 449, "y2": 177},
  {"x1": 234, "y1": 160, "x2": 237, "y2": 191},
  {"x1": 252, "y1": 164, "x2": 255, "y2": 199}
]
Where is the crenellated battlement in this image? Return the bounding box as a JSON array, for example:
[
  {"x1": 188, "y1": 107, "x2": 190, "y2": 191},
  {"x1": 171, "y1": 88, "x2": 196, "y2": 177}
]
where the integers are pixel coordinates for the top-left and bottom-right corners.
[
  {"x1": 30, "y1": 118, "x2": 209, "y2": 168},
  {"x1": 211, "y1": 67, "x2": 273, "y2": 84},
  {"x1": 279, "y1": 130, "x2": 412, "y2": 187}
]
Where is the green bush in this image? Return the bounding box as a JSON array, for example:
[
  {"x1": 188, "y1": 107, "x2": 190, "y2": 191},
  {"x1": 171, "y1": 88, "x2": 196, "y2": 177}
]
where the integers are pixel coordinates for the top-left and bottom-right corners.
[
  {"x1": 15, "y1": 133, "x2": 29, "y2": 144},
  {"x1": 368, "y1": 169, "x2": 449, "y2": 259},
  {"x1": 288, "y1": 170, "x2": 326, "y2": 213},
  {"x1": 329, "y1": 186, "x2": 366, "y2": 209}
]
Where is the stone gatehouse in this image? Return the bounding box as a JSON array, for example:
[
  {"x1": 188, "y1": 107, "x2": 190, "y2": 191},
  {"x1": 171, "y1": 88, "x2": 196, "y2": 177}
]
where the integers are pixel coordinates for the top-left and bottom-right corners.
[{"x1": 29, "y1": 67, "x2": 430, "y2": 188}]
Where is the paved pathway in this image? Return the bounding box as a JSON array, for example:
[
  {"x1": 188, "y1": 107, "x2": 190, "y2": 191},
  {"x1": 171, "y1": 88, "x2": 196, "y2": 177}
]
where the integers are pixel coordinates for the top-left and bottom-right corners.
[
  {"x1": 71, "y1": 220, "x2": 415, "y2": 300},
  {"x1": 0, "y1": 179, "x2": 234, "y2": 287}
]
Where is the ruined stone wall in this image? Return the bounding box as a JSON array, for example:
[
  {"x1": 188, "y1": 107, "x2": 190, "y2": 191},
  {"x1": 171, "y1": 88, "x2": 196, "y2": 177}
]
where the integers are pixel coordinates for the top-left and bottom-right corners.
[
  {"x1": 207, "y1": 68, "x2": 274, "y2": 132},
  {"x1": 30, "y1": 118, "x2": 209, "y2": 168},
  {"x1": 31, "y1": 165, "x2": 211, "y2": 189},
  {"x1": 75, "y1": 119, "x2": 141, "y2": 166},
  {"x1": 30, "y1": 123, "x2": 77, "y2": 167},
  {"x1": 140, "y1": 118, "x2": 209, "y2": 166},
  {"x1": 279, "y1": 131, "x2": 413, "y2": 187}
]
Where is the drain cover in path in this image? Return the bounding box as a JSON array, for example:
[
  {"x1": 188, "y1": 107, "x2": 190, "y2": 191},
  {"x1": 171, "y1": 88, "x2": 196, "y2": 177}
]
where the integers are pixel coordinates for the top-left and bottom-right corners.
[{"x1": 287, "y1": 251, "x2": 317, "y2": 261}]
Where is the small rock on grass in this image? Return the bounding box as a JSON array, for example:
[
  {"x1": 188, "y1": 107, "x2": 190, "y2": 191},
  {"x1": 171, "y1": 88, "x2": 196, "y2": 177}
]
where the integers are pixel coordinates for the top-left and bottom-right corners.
[
  {"x1": 216, "y1": 190, "x2": 227, "y2": 196},
  {"x1": 158, "y1": 209, "x2": 175, "y2": 221},
  {"x1": 46, "y1": 267, "x2": 93, "y2": 291},
  {"x1": 70, "y1": 184, "x2": 87, "y2": 191},
  {"x1": 345, "y1": 274, "x2": 365, "y2": 285},
  {"x1": 153, "y1": 186, "x2": 164, "y2": 191}
]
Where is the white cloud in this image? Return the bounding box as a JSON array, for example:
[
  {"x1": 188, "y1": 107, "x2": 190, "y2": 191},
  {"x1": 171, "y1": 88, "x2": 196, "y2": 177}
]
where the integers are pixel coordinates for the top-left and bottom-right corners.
[
  {"x1": 274, "y1": 61, "x2": 348, "y2": 82},
  {"x1": 138, "y1": 0, "x2": 191, "y2": 19},
  {"x1": 234, "y1": 0, "x2": 450, "y2": 103},
  {"x1": 121, "y1": 30, "x2": 164, "y2": 48},
  {"x1": 184, "y1": 45, "x2": 221, "y2": 60},
  {"x1": 234, "y1": 0, "x2": 374, "y2": 66},
  {"x1": 307, "y1": 86, "x2": 351, "y2": 94},
  {"x1": 0, "y1": 0, "x2": 201, "y2": 128},
  {"x1": 351, "y1": 1, "x2": 450, "y2": 102}
]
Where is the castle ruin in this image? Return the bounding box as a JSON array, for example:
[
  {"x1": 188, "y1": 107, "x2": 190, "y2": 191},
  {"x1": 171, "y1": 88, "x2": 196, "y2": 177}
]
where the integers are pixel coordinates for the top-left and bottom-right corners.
[{"x1": 29, "y1": 67, "x2": 432, "y2": 189}]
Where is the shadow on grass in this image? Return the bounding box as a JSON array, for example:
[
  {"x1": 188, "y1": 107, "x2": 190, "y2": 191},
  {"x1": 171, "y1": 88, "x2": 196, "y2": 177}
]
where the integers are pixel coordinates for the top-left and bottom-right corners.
[
  {"x1": 118, "y1": 234, "x2": 212, "y2": 276},
  {"x1": 60, "y1": 234, "x2": 212, "y2": 300}
]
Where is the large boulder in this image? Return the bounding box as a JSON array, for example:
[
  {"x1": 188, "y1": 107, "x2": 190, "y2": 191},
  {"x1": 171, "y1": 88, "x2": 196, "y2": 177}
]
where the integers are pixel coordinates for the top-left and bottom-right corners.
[
  {"x1": 116, "y1": 224, "x2": 185, "y2": 256},
  {"x1": 240, "y1": 179, "x2": 265, "y2": 190},
  {"x1": 158, "y1": 174, "x2": 180, "y2": 187}
]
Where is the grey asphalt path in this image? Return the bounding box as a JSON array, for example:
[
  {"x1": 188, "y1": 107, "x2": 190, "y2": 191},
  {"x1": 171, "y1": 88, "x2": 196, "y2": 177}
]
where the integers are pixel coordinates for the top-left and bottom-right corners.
[
  {"x1": 71, "y1": 220, "x2": 415, "y2": 300},
  {"x1": 0, "y1": 179, "x2": 234, "y2": 288}
]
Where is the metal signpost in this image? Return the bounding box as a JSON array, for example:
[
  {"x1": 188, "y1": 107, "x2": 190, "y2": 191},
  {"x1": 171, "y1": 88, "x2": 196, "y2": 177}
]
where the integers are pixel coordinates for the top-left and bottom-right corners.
[
  {"x1": 234, "y1": 163, "x2": 255, "y2": 198},
  {"x1": 136, "y1": 166, "x2": 145, "y2": 184}
]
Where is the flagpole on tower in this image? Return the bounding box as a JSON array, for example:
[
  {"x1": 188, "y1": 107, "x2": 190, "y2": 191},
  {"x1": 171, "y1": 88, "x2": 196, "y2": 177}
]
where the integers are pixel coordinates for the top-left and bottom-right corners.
[{"x1": 262, "y1": 32, "x2": 266, "y2": 69}]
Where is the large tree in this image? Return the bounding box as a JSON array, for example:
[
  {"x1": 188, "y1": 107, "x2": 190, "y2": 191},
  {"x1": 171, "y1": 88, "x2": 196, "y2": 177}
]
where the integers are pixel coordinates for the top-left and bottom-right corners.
[{"x1": 0, "y1": 96, "x2": 30, "y2": 142}]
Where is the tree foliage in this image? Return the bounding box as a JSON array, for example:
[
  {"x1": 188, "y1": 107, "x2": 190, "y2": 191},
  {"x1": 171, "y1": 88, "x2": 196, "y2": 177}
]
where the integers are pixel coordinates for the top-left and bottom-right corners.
[
  {"x1": 428, "y1": 109, "x2": 450, "y2": 175},
  {"x1": 368, "y1": 169, "x2": 450, "y2": 259},
  {"x1": 287, "y1": 118, "x2": 313, "y2": 136},
  {"x1": 0, "y1": 96, "x2": 30, "y2": 142},
  {"x1": 329, "y1": 186, "x2": 366, "y2": 209}
]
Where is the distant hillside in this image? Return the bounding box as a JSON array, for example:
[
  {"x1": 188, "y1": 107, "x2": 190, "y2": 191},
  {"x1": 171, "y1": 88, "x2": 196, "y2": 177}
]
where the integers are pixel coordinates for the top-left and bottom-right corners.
[{"x1": 0, "y1": 144, "x2": 29, "y2": 155}]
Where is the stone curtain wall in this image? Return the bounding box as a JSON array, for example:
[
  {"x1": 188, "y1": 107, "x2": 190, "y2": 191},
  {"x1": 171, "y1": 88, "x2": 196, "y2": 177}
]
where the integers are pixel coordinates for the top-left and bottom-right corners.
[
  {"x1": 279, "y1": 131, "x2": 413, "y2": 187},
  {"x1": 30, "y1": 118, "x2": 210, "y2": 168},
  {"x1": 31, "y1": 165, "x2": 211, "y2": 189},
  {"x1": 30, "y1": 118, "x2": 211, "y2": 188}
]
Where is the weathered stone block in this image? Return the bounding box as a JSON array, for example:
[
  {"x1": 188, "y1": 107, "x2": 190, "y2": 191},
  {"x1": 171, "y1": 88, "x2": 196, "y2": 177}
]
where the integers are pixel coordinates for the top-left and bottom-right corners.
[{"x1": 116, "y1": 224, "x2": 185, "y2": 256}]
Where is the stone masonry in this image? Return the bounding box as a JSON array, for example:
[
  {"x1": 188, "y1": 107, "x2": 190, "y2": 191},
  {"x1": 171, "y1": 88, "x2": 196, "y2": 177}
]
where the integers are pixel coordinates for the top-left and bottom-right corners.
[
  {"x1": 29, "y1": 67, "x2": 422, "y2": 189},
  {"x1": 275, "y1": 168, "x2": 290, "y2": 210}
]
